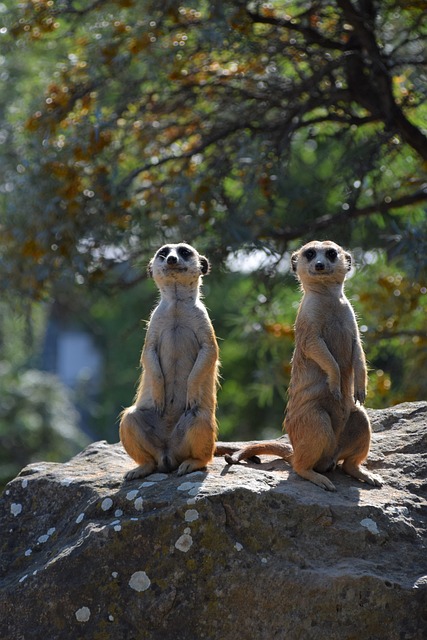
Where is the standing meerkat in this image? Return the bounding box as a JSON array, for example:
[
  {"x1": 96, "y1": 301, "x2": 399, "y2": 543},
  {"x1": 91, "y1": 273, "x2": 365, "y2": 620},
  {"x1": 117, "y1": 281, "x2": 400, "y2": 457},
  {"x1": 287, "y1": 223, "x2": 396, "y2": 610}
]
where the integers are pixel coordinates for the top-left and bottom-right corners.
[
  {"x1": 225, "y1": 240, "x2": 383, "y2": 491},
  {"x1": 120, "y1": 242, "x2": 220, "y2": 480}
]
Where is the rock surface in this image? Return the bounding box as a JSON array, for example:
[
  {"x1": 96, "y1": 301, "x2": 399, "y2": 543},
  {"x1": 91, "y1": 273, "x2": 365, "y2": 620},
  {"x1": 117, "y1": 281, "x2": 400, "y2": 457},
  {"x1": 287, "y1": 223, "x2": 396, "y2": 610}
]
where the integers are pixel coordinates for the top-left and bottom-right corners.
[{"x1": 1, "y1": 401, "x2": 426, "y2": 640}]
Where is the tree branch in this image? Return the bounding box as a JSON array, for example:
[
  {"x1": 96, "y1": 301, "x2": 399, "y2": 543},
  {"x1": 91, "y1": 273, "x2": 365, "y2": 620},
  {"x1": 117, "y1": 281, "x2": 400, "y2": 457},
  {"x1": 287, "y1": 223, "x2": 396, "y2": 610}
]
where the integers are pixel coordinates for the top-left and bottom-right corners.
[
  {"x1": 336, "y1": 0, "x2": 427, "y2": 160},
  {"x1": 246, "y1": 8, "x2": 346, "y2": 51},
  {"x1": 273, "y1": 187, "x2": 427, "y2": 242}
]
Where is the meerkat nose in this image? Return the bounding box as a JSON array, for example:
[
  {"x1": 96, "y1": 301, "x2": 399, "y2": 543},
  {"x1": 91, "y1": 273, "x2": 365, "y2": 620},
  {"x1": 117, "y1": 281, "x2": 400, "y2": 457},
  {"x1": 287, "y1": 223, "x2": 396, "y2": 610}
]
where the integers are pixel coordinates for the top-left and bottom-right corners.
[
  {"x1": 167, "y1": 255, "x2": 178, "y2": 264},
  {"x1": 315, "y1": 261, "x2": 325, "y2": 271}
]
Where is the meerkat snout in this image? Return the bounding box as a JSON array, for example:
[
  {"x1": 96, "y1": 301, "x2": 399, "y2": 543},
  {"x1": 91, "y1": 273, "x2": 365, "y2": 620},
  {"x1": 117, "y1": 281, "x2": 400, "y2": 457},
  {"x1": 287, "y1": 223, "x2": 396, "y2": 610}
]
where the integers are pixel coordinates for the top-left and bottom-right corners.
[{"x1": 167, "y1": 254, "x2": 178, "y2": 265}]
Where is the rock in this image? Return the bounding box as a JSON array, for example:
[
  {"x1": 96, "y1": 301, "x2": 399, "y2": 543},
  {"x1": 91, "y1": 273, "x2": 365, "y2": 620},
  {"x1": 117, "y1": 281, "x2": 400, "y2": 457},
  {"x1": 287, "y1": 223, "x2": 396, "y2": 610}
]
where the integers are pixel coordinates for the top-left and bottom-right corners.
[{"x1": 1, "y1": 401, "x2": 426, "y2": 640}]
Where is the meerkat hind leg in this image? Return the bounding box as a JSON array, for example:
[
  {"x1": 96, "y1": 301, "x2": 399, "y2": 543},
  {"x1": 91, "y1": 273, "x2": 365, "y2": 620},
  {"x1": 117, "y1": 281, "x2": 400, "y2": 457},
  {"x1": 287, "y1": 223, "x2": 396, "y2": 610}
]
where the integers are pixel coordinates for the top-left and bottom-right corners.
[
  {"x1": 125, "y1": 460, "x2": 157, "y2": 481},
  {"x1": 293, "y1": 468, "x2": 336, "y2": 491},
  {"x1": 177, "y1": 458, "x2": 207, "y2": 476},
  {"x1": 290, "y1": 410, "x2": 337, "y2": 491},
  {"x1": 338, "y1": 408, "x2": 383, "y2": 487},
  {"x1": 341, "y1": 460, "x2": 382, "y2": 487},
  {"x1": 120, "y1": 406, "x2": 164, "y2": 481},
  {"x1": 172, "y1": 411, "x2": 216, "y2": 476}
]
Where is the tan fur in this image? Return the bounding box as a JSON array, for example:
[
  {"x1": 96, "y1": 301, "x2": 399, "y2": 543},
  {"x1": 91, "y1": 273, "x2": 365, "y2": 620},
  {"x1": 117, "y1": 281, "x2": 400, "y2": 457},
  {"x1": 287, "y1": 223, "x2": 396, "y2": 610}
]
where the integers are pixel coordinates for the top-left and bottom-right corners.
[
  {"x1": 120, "y1": 243, "x2": 219, "y2": 480},
  {"x1": 225, "y1": 240, "x2": 383, "y2": 491}
]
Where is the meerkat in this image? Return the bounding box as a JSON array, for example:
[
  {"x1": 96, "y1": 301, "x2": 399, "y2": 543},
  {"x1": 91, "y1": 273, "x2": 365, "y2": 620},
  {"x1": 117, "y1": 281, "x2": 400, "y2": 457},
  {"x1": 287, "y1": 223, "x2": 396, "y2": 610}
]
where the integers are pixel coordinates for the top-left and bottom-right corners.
[
  {"x1": 225, "y1": 240, "x2": 383, "y2": 491},
  {"x1": 119, "y1": 242, "x2": 221, "y2": 480}
]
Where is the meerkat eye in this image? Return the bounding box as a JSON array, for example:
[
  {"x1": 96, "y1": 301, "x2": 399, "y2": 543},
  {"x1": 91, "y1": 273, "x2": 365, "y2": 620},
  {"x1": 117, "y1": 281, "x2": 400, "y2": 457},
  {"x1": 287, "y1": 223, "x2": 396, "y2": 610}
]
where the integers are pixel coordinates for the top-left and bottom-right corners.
[
  {"x1": 304, "y1": 248, "x2": 316, "y2": 262},
  {"x1": 156, "y1": 247, "x2": 169, "y2": 261},
  {"x1": 178, "y1": 246, "x2": 193, "y2": 259},
  {"x1": 326, "y1": 248, "x2": 338, "y2": 261}
]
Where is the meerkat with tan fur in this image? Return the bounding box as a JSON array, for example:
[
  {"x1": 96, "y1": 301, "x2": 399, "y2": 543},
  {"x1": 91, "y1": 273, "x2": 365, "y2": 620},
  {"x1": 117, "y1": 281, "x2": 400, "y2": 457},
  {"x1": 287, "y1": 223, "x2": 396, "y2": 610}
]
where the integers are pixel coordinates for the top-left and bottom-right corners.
[
  {"x1": 225, "y1": 240, "x2": 383, "y2": 491},
  {"x1": 120, "y1": 242, "x2": 220, "y2": 480}
]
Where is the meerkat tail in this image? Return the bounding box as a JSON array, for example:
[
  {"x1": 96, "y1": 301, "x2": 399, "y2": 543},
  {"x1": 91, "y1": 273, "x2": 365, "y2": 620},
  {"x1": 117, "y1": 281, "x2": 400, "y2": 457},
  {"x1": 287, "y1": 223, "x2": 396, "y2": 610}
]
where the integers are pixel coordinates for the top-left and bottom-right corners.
[
  {"x1": 215, "y1": 442, "x2": 244, "y2": 455},
  {"x1": 223, "y1": 441, "x2": 293, "y2": 465},
  {"x1": 215, "y1": 442, "x2": 261, "y2": 464}
]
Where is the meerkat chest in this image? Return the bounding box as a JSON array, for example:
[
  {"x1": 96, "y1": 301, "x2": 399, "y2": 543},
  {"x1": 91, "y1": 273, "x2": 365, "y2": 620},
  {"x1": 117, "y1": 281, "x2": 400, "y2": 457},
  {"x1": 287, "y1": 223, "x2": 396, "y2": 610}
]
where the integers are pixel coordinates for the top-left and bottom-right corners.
[
  {"x1": 155, "y1": 304, "x2": 202, "y2": 365},
  {"x1": 159, "y1": 322, "x2": 199, "y2": 353},
  {"x1": 326, "y1": 308, "x2": 357, "y2": 365},
  {"x1": 301, "y1": 294, "x2": 356, "y2": 361}
]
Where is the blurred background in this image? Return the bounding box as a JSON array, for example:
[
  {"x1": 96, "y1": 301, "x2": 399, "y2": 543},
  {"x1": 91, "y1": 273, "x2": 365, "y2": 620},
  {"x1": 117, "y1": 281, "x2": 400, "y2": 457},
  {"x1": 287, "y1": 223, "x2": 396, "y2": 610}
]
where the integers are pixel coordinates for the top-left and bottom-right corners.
[{"x1": 0, "y1": 0, "x2": 426, "y2": 487}]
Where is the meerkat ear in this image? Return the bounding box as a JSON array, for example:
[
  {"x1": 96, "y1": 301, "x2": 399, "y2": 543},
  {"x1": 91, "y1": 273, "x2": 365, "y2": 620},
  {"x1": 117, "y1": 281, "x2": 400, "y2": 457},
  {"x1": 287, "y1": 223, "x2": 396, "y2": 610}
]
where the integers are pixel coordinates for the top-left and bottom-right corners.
[
  {"x1": 291, "y1": 251, "x2": 299, "y2": 272},
  {"x1": 344, "y1": 251, "x2": 352, "y2": 271},
  {"x1": 200, "y1": 256, "x2": 210, "y2": 275},
  {"x1": 147, "y1": 259, "x2": 154, "y2": 278}
]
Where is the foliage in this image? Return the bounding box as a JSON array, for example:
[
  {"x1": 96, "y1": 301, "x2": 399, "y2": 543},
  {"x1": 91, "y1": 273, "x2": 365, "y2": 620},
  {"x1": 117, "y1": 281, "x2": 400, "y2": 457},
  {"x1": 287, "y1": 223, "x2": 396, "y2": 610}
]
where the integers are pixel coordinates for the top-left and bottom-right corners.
[
  {"x1": 1, "y1": 0, "x2": 426, "y2": 296},
  {"x1": 0, "y1": 365, "x2": 88, "y2": 487},
  {"x1": 0, "y1": 0, "x2": 426, "y2": 455},
  {"x1": 347, "y1": 250, "x2": 427, "y2": 406}
]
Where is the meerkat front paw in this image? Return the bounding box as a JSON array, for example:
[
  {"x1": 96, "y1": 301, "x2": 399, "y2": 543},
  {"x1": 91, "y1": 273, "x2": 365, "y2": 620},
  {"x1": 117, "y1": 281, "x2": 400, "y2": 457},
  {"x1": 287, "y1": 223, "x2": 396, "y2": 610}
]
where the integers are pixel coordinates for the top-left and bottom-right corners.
[
  {"x1": 354, "y1": 388, "x2": 366, "y2": 404},
  {"x1": 185, "y1": 399, "x2": 198, "y2": 413},
  {"x1": 328, "y1": 384, "x2": 342, "y2": 402},
  {"x1": 185, "y1": 388, "x2": 201, "y2": 412},
  {"x1": 152, "y1": 392, "x2": 165, "y2": 415},
  {"x1": 326, "y1": 373, "x2": 341, "y2": 401}
]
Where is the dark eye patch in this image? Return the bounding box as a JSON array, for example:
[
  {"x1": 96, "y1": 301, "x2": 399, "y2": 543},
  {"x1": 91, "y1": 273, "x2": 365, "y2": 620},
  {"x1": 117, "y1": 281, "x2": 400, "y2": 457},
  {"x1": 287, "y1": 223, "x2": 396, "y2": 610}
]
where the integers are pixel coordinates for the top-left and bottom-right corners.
[
  {"x1": 326, "y1": 248, "x2": 338, "y2": 261},
  {"x1": 178, "y1": 246, "x2": 193, "y2": 259},
  {"x1": 156, "y1": 247, "x2": 170, "y2": 260},
  {"x1": 304, "y1": 248, "x2": 316, "y2": 262}
]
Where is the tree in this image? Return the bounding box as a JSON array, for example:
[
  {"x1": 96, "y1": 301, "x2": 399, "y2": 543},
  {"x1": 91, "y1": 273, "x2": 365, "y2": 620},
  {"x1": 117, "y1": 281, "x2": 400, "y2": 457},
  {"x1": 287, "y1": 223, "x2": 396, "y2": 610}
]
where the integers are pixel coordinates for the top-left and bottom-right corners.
[
  {"x1": 0, "y1": 0, "x2": 426, "y2": 445},
  {"x1": 0, "y1": 366, "x2": 88, "y2": 487},
  {"x1": 2, "y1": 0, "x2": 426, "y2": 295}
]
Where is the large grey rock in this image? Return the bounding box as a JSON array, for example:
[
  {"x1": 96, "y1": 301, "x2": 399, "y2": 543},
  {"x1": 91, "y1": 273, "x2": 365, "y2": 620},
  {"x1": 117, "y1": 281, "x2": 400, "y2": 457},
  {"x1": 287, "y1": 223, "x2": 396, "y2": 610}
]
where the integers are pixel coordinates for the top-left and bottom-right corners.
[{"x1": 1, "y1": 402, "x2": 426, "y2": 639}]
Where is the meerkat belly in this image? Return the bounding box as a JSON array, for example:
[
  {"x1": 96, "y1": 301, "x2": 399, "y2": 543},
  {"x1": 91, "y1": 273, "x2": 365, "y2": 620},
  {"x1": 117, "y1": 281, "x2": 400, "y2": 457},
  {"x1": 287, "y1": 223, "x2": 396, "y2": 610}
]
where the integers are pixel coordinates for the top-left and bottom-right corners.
[
  {"x1": 291, "y1": 319, "x2": 354, "y2": 403},
  {"x1": 322, "y1": 320, "x2": 355, "y2": 402},
  {"x1": 158, "y1": 324, "x2": 200, "y2": 412},
  {"x1": 323, "y1": 322, "x2": 354, "y2": 371}
]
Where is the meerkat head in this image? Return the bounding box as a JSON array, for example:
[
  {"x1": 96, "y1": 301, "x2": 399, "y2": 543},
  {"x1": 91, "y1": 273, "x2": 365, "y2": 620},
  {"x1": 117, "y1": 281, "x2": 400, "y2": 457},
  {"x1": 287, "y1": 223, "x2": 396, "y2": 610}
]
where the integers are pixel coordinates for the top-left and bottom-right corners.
[
  {"x1": 148, "y1": 243, "x2": 210, "y2": 287},
  {"x1": 291, "y1": 240, "x2": 352, "y2": 287}
]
